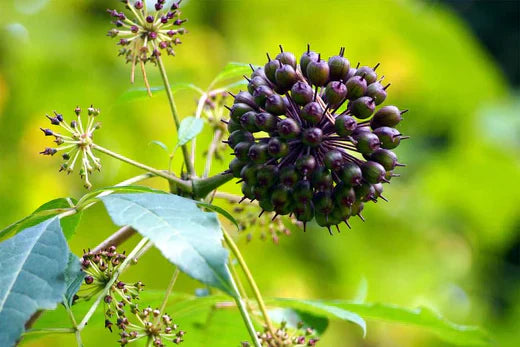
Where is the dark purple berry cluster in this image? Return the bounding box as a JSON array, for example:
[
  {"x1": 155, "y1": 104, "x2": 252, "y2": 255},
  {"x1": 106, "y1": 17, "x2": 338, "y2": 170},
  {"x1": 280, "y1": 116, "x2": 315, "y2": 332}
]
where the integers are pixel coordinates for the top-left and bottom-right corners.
[{"x1": 224, "y1": 45, "x2": 407, "y2": 233}]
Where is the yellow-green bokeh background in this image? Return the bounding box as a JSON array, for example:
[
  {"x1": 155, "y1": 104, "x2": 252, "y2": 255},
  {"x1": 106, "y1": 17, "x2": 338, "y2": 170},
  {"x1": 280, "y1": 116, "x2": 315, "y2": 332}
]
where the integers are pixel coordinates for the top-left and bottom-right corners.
[{"x1": 1, "y1": 0, "x2": 519, "y2": 346}]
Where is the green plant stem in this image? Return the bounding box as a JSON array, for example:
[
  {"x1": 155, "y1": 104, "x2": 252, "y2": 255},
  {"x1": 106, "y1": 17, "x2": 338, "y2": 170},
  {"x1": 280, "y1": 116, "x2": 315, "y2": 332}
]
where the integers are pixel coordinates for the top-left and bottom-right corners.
[
  {"x1": 203, "y1": 129, "x2": 223, "y2": 178},
  {"x1": 77, "y1": 237, "x2": 150, "y2": 331},
  {"x1": 24, "y1": 328, "x2": 75, "y2": 335},
  {"x1": 64, "y1": 298, "x2": 83, "y2": 347},
  {"x1": 230, "y1": 277, "x2": 261, "y2": 347},
  {"x1": 92, "y1": 143, "x2": 192, "y2": 193},
  {"x1": 155, "y1": 268, "x2": 180, "y2": 325},
  {"x1": 222, "y1": 230, "x2": 277, "y2": 340},
  {"x1": 229, "y1": 259, "x2": 254, "y2": 314},
  {"x1": 156, "y1": 54, "x2": 196, "y2": 177}
]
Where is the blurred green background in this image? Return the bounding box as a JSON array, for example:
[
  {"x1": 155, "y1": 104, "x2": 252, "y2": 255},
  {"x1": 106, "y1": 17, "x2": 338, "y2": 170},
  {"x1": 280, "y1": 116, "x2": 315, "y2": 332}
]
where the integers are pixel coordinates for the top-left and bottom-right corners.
[{"x1": 1, "y1": 0, "x2": 519, "y2": 346}]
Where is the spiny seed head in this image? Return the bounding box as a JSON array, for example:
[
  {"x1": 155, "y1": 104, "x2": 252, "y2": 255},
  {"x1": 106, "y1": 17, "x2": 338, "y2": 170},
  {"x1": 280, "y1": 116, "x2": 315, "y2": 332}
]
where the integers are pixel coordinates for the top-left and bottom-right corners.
[{"x1": 225, "y1": 45, "x2": 408, "y2": 232}]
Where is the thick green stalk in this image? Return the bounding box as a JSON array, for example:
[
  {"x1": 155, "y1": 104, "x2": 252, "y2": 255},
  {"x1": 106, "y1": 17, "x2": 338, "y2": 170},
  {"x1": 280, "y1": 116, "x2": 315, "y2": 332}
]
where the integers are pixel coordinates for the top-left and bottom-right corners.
[{"x1": 156, "y1": 55, "x2": 196, "y2": 177}]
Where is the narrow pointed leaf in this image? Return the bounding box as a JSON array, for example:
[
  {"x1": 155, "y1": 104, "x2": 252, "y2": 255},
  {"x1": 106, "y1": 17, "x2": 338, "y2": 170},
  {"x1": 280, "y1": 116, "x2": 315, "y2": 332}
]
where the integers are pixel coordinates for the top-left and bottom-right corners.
[
  {"x1": 177, "y1": 116, "x2": 204, "y2": 147},
  {"x1": 0, "y1": 217, "x2": 69, "y2": 347},
  {"x1": 209, "y1": 62, "x2": 254, "y2": 89},
  {"x1": 100, "y1": 193, "x2": 234, "y2": 296}
]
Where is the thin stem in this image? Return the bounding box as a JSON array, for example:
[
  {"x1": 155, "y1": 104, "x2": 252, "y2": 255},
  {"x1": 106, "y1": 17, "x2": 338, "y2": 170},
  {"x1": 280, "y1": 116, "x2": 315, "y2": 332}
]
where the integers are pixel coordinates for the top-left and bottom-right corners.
[
  {"x1": 24, "y1": 328, "x2": 75, "y2": 335},
  {"x1": 154, "y1": 268, "x2": 180, "y2": 325},
  {"x1": 222, "y1": 230, "x2": 277, "y2": 340},
  {"x1": 93, "y1": 226, "x2": 136, "y2": 253},
  {"x1": 228, "y1": 259, "x2": 254, "y2": 313},
  {"x1": 155, "y1": 54, "x2": 196, "y2": 177},
  {"x1": 191, "y1": 92, "x2": 209, "y2": 171},
  {"x1": 203, "y1": 129, "x2": 222, "y2": 178},
  {"x1": 92, "y1": 144, "x2": 192, "y2": 193},
  {"x1": 230, "y1": 277, "x2": 261, "y2": 347},
  {"x1": 64, "y1": 298, "x2": 83, "y2": 347},
  {"x1": 77, "y1": 237, "x2": 150, "y2": 331}
]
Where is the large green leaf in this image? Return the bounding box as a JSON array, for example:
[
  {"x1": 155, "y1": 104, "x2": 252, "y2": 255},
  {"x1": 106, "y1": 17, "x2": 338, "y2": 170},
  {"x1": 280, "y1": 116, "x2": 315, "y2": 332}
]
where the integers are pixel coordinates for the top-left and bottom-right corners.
[
  {"x1": 272, "y1": 298, "x2": 491, "y2": 346},
  {"x1": 177, "y1": 116, "x2": 204, "y2": 147},
  {"x1": 100, "y1": 193, "x2": 234, "y2": 296},
  {"x1": 0, "y1": 217, "x2": 70, "y2": 347},
  {"x1": 0, "y1": 198, "x2": 80, "y2": 241}
]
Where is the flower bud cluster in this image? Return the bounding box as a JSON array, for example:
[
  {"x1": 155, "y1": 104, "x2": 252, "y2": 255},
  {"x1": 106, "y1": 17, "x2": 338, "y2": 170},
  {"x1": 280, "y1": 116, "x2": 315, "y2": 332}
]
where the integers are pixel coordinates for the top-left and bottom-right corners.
[
  {"x1": 242, "y1": 321, "x2": 319, "y2": 346},
  {"x1": 78, "y1": 246, "x2": 184, "y2": 346},
  {"x1": 39, "y1": 105, "x2": 102, "y2": 189},
  {"x1": 225, "y1": 45, "x2": 407, "y2": 233},
  {"x1": 107, "y1": 0, "x2": 187, "y2": 88}
]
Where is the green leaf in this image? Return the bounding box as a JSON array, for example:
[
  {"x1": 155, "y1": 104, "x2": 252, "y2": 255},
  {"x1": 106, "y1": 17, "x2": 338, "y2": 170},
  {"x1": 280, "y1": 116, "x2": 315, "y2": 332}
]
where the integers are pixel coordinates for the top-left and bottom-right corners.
[
  {"x1": 209, "y1": 62, "x2": 252, "y2": 89},
  {"x1": 177, "y1": 116, "x2": 204, "y2": 147},
  {"x1": 0, "y1": 217, "x2": 70, "y2": 347},
  {"x1": 100, "y1": 193, "x2": 234, "y2": 296},
  {"x1": 197, "y1": 202, "x2": 239, "y2": 231},
  {"x1": 271, "y1": 298, "x2": 366, "y2": 337},
  {"x1": 75, "y1": 185, "x2": 166, "y2": 209},
  {"x1": 149, "y1": 140, "x2": 169, "y2": 153},
  {"x1": 63, "y1": 253, "x2": 84, "y2": 307},
  {"x1": 272, "y1": 299, "x2": 491, "y2": 346},
  {"x1": 0, "y1": 198, "x2": 80, "y2": 241},
  {"x1": 268, "y1": 308, "x2": 329, "y2": 336}
]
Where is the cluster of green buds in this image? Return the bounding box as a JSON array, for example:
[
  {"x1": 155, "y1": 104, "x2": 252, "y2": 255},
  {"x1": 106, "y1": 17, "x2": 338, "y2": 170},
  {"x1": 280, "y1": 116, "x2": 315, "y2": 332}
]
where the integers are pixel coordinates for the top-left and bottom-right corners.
[
  {"x1": 79, "y1": 246, "x2": 184, "y2": 346},
  {"x1": 39, "y1": 106, "x2": 102, "y2": 189},
  {"x1": 107, "y1": 0, "x2": 187, "y2": 92},
  {"x1": 242, "y1": 321, "x2": 318, "y2": 346},
  {"x1": 230, "y1": 204, "x2": 300, "y2": 244},
  {"x1": 224, "y1": 45, "x2": 407, "y2": 233}
]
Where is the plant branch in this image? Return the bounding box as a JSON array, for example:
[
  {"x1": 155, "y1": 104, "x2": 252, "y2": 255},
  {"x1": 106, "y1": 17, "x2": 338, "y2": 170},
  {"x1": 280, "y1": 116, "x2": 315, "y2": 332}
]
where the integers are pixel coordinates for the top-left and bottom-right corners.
[
  {"x1": 92, "y1": 144, "x2": 192, "y2": 193},
  {"x1": 77, "y1": 237, "x2": 150, "y2": 331},
  {"x1": 203, "y1": 129, "x2": 223, "y2": 178},
  {"x1": 24, "y1": 328, "x2": 75, "y2": 335},
  {"x1": 64, "y1": 298, "x2": 83, "y2": 347},
  {"x1": 93, "y1": 226, "x2": 136, "y2": 253},
  {"x1": 223, "y1": 230, "x2": 277, "y2": 340},
  {"x1": 155, "y1": 268, "x2": 180, "y2": 325},
  {"x1": 156, "y1": 54, "x2": 196, "y2": 177},
  {"x1": 230, "y1": 275, "x2": 261, "y2": 347}
]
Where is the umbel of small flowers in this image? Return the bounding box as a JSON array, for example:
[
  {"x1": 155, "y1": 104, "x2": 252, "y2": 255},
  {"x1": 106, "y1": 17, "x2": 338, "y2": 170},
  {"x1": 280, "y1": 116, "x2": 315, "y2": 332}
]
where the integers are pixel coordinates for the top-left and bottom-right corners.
[
  {"x1": 78, "y1": 246, "x2": 185, "y2": 346},
  {"x1": 107, "y1": 0, "x2": 187, "y2": 95},
  {"x1": 242, "y1": 321, "x2": 319, "y2": 347},
  {"x1": 40, "y1": 106, "x2": 102, "y2": 189}
]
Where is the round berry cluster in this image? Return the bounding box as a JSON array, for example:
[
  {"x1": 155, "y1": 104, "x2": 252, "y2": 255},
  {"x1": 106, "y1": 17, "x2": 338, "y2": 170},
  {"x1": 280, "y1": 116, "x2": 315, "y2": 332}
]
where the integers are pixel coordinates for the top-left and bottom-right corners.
[{"x1": 225, "y1": 45, "x2": 407, "y2": 233}]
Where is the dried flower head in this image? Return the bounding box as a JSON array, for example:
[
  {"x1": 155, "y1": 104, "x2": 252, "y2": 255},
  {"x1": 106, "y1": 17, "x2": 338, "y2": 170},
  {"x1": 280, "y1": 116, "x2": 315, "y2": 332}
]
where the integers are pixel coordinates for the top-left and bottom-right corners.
[
  {"x1": 107, "y1": 0, "x2": 187, "y2": 95},
  {"x1": 225, "y1": 45, "x2": 408, "y2": 234},
  {"x1": 39, "y1": 106, "x2": 102, "y2": 189}
]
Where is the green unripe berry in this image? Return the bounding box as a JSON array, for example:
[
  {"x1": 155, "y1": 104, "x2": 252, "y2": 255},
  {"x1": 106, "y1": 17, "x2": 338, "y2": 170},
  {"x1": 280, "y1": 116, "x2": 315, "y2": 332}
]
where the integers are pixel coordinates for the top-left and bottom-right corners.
[
  {"x1": 227, "y1": 118, "x2": 242, "y2": 133},
  {"x1": 331, "y1": 204, "x2": 351, "y2": 222},
  {"x1": 349, "y1": 96, "x2": 376, "y2": 119},
  {"x1": 324, "y1": 150, "x2": 344, "y2": 171},
  {"x1": 259, "y1": 198, "x2": 275, "y2": 212},
  {"x1": 234, "y1": 141, "x2": 253, "y2": 161},
  {"x1": 256, "y1": 165, "x2": 279, "y2": 187},
  {"x1": 293, "y1": 180, "x2": 313, "y2": 204},
  {"x1": 301, "y1": 102, "x2": 323, "y2": 124},
  {"x1": 252, "y1": 185, "x2": 270, "y2": 200},
  {"x1": 248, "y1": 76, "x2": 269, "y2": 94},
  {"x1": 241, "y1": 182, "x2": 255, "y2": 200},
  {"x1": 345, "y1": 76, "x2": 367, "y2": 100},
  {"x1": 291, "y1": 81, "x2": 314, "y2": 106},
  {"x1": 328, "y1": 55, "x2": 350, "y2": 81},
  {"x1": 275, "y1": 64, "x2": 298, "y2": 91},
  {"x1": 294, "y1": 203, "x2": 314, "y2": 222},
  {"x1": 370, "y1": 106, "x2": 403, "y2": 129},
  {"x1": 302, "y1": 127, "x2": 323, "y2": 147},
  {"x1": 355, "y1": 65, "x2": 378, "y2": 84},
  {"x1": 264, "y1": 94, "x2": 286, "y2": 115},
  {"x1": 230, "y1": 103, "x2": 254, "y2": 122},
  {"x1": 314, "y1": 191, "x2": 334, "y2": 214},
  {"x1": 311, "y1": 167, "x2": 333, "y2": 191},
  {"x1": 234, "y1": 91, "x2": 257, "y2": 108},
  {"x1": 228, "y1": 130, "x2": 254, "y2": 149},
  {"x1": 253, "y1": 85, "x2": 274, "y2": 108},
  {"x1": 335, "y1": 114, "x2": 357, "y2": 137},
  {"x1": 248, "y1": 143, "x2": 270, "y2": 164},
  {"x1": 229, "y1": 158, "x2": 246, "y2": 178},
  {"x1": 361, "y1": 161, "x2": 386, "y2": 184},
  {"x1": 264, "y1": 59, "x2": 279, "y2": 84},
  {"x1": 255, "y1": 112, "x2": 278, "y2": 132},
  {"x1": 307, "y1": 59, "x2": 330, "y2": 87},
  {"x1": 339, "y1": 162, "x2": 362, "y2": 186},
  {"x1": 280, "y1": 165, "x2": 299, "y2": 187},
  {"x1": 333, "y1": 182, "x2": 356, "y2": 207},
  {"x1": 270, "y1": 184, "x2": 292, "y2": 207},
  {"x1": 351, "y1": 201, "x2": 364, "y2": 216},
  {"x1": 267, "y1": 137, "x2": 289, "y2": 158},
  {"x1": 277, "y1": 118, "x2": 301, "y2": 139},
  {"x1": 296, "y1": 154, "x2": 317, "y2": 177},
  {"x1": 300, "y1": 50, "x2": 319, "y2": 77},
  {"x1": 354, "y1": 131, "x2": 380, "y2": 154},
  {"x1": 240, "y1": 163, "x2": 258, "y2": 184},
  {"x1": 276, "y1": 50, "x2": 297, "y2": 69},
  {"x1": 239, "y1": 111, "x2": 259, "y2": 132},
  {"x1": 373, "y1": 126, "x2": 401, "y2": 149},
  {"x1": 370, "y1": 148, "x2": 398, "y2": 170},
  {"x1": 366, "y1": 82, "x2": 387, "y2": 105},
  {"x1": 373, "y1": 183, "x2": 384, "y2": 198},
  {"x1": 354, "y1": 183, "x2": 376, "y2": 202},
  {"x1": 324, "y1": 81, "x2": 348, "y2": 107}
]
